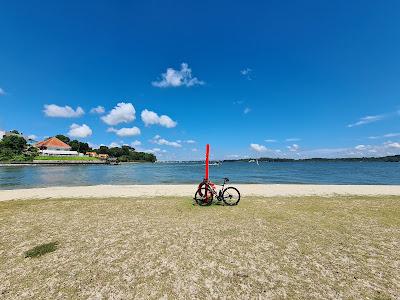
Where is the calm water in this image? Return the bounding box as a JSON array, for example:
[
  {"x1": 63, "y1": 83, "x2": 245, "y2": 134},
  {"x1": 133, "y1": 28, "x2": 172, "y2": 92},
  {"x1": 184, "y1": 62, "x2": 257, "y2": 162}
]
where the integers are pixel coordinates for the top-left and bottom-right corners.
[{"x1": 0, "y1": 161, "x2": 399, "y2": 189}]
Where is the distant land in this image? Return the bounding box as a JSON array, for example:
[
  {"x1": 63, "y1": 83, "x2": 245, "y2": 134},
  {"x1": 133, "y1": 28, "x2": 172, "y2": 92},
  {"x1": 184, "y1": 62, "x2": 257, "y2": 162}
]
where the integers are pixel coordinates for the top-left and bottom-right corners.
[
  {"x1": 159, "y1": 154, "x2": 400, "y2": 163},
  {"x1": 223, "y1": 155, "x2": 400, "y2": 163}
]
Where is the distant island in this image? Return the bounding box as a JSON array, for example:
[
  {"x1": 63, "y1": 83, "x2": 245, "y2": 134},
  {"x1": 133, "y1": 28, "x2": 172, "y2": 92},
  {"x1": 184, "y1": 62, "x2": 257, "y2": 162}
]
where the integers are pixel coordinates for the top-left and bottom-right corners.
[
  {"x1": 223, "y1": 155, "x2": 400, "y2": 163},
  {"x1": 0, "y1": 130, "x2": 156, "y2": 163}
]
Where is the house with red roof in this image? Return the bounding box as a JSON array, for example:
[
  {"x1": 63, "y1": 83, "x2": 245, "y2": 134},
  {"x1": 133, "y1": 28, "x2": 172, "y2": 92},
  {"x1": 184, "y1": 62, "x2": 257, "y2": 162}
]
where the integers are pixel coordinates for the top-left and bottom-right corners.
[{"x1": 34, "y1": 137, "x2": 79, "y2": 156}]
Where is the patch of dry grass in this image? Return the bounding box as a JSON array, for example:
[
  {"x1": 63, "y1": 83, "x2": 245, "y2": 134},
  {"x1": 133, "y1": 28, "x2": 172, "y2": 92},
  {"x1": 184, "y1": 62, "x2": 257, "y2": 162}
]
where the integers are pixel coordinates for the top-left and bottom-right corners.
[{"x1": 0, "y1": 196, "x2": 399, "y2": 299}]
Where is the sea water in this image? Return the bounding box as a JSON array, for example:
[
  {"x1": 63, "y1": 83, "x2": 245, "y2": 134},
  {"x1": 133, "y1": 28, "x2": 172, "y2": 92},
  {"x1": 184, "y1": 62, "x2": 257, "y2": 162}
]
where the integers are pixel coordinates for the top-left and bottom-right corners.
[{"x1": 0, "y1": 161, "x2": 399, "y2": 189}]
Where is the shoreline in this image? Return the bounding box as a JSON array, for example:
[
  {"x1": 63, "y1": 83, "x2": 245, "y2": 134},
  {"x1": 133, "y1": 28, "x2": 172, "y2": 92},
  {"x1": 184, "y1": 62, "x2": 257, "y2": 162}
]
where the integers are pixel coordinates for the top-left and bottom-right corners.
[{"x1": 1, "y1": 184, "x2": 400, "y2": 201}]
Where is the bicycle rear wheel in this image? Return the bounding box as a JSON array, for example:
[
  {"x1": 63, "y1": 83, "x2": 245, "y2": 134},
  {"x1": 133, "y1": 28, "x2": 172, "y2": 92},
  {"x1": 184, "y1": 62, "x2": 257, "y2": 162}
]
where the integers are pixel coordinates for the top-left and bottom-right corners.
[
  {"x1": 222, "y1": 187, "x2": 240, "y2": 206},
  {"x1": 194, "y1": 183, "x2": 213, "y2": 206}
]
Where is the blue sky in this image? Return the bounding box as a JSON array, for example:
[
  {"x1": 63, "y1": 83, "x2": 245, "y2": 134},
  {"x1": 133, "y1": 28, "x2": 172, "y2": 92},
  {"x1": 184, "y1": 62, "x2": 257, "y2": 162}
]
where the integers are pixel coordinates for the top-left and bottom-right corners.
[{"x1": 1, "y1": 0, "x2": 400, "y2": 160}]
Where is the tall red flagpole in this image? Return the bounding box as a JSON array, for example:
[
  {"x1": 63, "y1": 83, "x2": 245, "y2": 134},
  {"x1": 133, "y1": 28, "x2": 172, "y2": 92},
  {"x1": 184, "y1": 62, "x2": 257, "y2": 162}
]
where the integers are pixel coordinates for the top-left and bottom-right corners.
[{"x1": 205, "y1": 144, "x2": 210, "y2": 180}]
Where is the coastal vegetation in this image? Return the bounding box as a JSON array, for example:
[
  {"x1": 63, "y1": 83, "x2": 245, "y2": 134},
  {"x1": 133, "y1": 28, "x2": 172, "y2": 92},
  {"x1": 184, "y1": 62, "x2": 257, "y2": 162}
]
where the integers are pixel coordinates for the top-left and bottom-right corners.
[
  {"x1": 0, "y1": 132, "x2": 38, "y2": 162},
  {"x1": 54, "y1": 134, "x2": 156, "y2": 163},
  {"x1": 0, "y1": 196, "x2": 398, "y2": 298},
  {"x1": 0, "y1": 131, "x2": 156, "y2": 163}
]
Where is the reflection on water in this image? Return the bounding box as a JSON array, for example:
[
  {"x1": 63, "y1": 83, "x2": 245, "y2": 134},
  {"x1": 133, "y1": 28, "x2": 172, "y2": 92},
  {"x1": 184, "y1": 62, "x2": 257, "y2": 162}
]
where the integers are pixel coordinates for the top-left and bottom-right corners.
[{"x1": 0, "y1": 161, "x2": 399, "y2": 189}]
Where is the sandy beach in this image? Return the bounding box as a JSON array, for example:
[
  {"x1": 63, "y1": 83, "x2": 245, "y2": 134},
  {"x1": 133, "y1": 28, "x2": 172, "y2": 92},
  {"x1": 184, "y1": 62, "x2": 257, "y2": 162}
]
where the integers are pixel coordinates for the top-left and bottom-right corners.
[{"x1": 1, "y1": 184, "x2": 400, "y2": 201}]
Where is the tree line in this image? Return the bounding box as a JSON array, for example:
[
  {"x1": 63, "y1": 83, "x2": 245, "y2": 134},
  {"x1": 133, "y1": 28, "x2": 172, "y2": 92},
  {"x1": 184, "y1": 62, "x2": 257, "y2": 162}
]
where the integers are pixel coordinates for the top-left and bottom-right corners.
[
  {"x1": 0, "y1": 131, "x2": 156, "y2": 162},
  {"x1": 223, "y1": 155, "x2": 400, "y2": 163},
  {"x1": 55, "y1": 135, "x2": 157, "y2": 162}
]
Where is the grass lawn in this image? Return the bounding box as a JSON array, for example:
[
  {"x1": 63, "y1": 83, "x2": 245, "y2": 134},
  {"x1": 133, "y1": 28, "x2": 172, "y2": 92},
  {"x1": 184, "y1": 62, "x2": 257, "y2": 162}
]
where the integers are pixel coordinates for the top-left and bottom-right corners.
[
  {"x1": 34, "y1": 155, "x2": 100, "y2": 161},
  {"x1": 0, "y1": 196, "x2": 399, "y2": 299}
]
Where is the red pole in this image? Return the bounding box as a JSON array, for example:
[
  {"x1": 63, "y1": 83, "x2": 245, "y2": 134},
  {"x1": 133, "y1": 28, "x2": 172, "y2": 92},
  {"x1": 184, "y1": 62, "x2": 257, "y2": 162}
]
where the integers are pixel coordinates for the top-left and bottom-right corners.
[{"x1": 205, "y1": 144, "x2": 210, "y2": 180}]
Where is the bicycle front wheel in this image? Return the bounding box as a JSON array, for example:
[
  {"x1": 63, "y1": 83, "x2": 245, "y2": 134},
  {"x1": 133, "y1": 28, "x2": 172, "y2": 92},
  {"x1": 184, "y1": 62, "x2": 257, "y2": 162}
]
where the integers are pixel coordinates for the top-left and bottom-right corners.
[
  {"x1": 195, "y1": 183, "x2": 213, "y2": 206},
  {"x1": 222, "y1": 187, "x2": 240, "y2": 206}
]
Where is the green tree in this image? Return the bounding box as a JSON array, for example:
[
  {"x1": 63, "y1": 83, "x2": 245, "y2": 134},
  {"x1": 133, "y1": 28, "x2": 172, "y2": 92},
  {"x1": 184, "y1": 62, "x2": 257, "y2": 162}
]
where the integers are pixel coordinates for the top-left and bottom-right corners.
[
  {"x1": 69, "y1": 140, "x2": 91, "y2": 153},
  {"x1": 55, "y1": 135, "x2": 71, "y2": 144},
  {"x1": 0, "y1": 135, "x2": 27, "y2": 153}
]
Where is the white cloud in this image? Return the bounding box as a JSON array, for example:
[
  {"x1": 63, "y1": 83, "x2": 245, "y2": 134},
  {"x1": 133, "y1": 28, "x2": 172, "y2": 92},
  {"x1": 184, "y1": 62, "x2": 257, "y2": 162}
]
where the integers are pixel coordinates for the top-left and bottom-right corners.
[
  {"x1": 152, "y1": 135, "x2": 182, "y2": 147},
  {"x1": 369, "y1": 133, "x2": 400, "y2": 139},
  {"x1": 287, "y1": 144, "x2": 300, "y2": 152},
  {"x1": 385, "y1": 142, "x2": 400, "y2": 149},
  {"x1": 355, "y1": 145, "x2": 366, "y2": 150},
  {"x1": 27, "y1": 134, "x2": 38, "y2": 140},
  {"x1": 244, "y1": 107, "x2": 251, "y2": 114},
  {"x1": 384, "y1": 133, "x2": 400, "y2": 138},
  {"x1": 250, "y1": 143, "x2": 267, "y2": 152},
  {"x1": 348, "y1": 114, "x2": 384, "y2": 127},
  {"x1": 152, "y1": 63, "x2": 204, "y2": 88},
  {"x1": 233, "y1": 100, "x2": 244, "y2": 105},
  {"x1": 101, "y1": 103, "x2": 135, "y2": 125},
  {"x1": 68, "y1": 123, "x2": 92, "y2": 138},
  {"x1": 192, "y1": 148, "x2": 198, "y2": 152},
  {"x1": 240, "y1": 68, "x2": 252, "y2": 80},
  {"x1": 107, "y1": 126, "x2": 141, "y2": 137},
  {"x1": 0, "y1": 88, "x2": 5, "y2": 95},
  {"x1": 44, "y1": 104, "x2": 84, "y2": 118},
  {"x1": 265, "y1": 139, "x2": 277, "y2": 143},
  {"x1": 286, "y1": 138, "x2": 301, "y2": 142},
  {"x1": 109, "y1": 142, "x2": 120, "y2": 148},
  {"x1": 144, "y1": 148, "x2": 167, "y2": 154},
  {"x1": 185, "y1": 140, "x2": 196, "y2": 144},
  {"x1": 291, "y1": 141, "x2": 400, "y2": 158},
  {"x1": 90, "y1": 106, "x2": 105, "y2": 114},
  {"x1": 131, "y1": 140, "x2": 142, "y2": 146},
  {"x1": 141, "y1": 109, "x2": 177, "y2": 128}
]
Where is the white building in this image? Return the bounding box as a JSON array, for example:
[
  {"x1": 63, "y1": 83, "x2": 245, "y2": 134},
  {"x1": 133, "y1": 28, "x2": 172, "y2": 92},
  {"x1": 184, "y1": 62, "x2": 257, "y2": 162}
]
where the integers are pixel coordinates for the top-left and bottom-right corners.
[{"x1": 34, "y1": 137, "x2": 79, "y2": 156}]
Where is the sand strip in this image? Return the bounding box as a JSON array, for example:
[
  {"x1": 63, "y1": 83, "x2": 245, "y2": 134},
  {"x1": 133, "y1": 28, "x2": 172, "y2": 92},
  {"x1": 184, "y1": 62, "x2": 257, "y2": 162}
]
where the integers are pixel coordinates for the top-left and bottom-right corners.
[{"x1": 1, "y1": 184, "x2": 400, "y2": 201}]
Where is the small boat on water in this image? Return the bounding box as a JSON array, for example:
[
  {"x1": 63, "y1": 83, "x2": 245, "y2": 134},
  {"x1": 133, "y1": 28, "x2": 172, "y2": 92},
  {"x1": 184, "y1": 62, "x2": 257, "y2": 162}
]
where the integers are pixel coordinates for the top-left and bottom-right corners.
[
  {"x1": 249, "y1": 159, "x2": 260, "y2": 165},
  {"x1": 203, "y1": 161, "x2": 222, "y2": 166}
]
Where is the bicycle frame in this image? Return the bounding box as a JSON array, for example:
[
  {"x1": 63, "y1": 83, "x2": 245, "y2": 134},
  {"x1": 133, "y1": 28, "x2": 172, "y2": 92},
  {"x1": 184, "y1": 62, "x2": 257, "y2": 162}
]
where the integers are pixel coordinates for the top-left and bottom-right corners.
[{"x1": 202, "y1": 178, "x2": 228, "y2": 200}]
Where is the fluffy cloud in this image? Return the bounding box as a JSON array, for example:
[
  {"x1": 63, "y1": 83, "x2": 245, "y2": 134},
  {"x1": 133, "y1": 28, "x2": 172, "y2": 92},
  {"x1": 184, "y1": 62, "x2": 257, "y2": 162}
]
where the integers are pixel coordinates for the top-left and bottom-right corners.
[
  {"x1": 109, "y1": 142, "x2": 121, "y2": 148},
  {"x1": 287, "y1": 144, "x2": 300, "y2": 152},
  {"x1": 185, "y1": 140, "x2": 196, "y2": 144},
  {"x1": 250, "y1": 143, "x2": 267, "y2": 152},
  {"x1": 107, "y1": 126, "x2": 141, "y2": 137},
  {"x1": 369, "y1": 133, "x2": 400, "y2": 139},
  {"x1": 385, "y1": 142, "x2": 400, "y2": 149},
  {"x1": 348, "y1": 115, "x2": 384, "y2": 128},
  {"x1": 355, "y1": 145, "x2": 366, "y2": 150},
  {"x1": 152, "y1": 135, "x2": 181, "y2": 147},
  {"x1": 141, "y1": 109, "x2": 177, "y2": 128},
  {"x1": 68, "y1": 124, "x2": 92, "y2": 138},
  {"x1": 240, "y1": 68, "x2": 252, "y2": 80},
  {"x1": 0, "y1": 88, "x2": 5, "y2": 95},
  {"x1": 144, "y1": 148, "x2": 167, "y2": 154},
  {"x1": 101, "y1": 103, "x2": 135, "y2": 125},
  {"x1": 44, "y1": 104, "x2": 84, "y2": 118},
  {"x1": 243, "y1": 107, "x2": 251, "y2": 114},
  {"x1": 152, "y1": 63, "x2": 204, "y2": 88},
  {"x1": 90, "y1": 106, "x2": 105, "y2": 114},
  {"x1": 131, "y1": 140, "x2": 142, "y2": 146}
]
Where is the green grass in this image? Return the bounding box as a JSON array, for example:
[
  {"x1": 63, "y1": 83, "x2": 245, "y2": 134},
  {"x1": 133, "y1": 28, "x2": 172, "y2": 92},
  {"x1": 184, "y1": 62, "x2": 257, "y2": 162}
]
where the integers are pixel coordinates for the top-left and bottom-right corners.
[
  {"x1": 34, "y1": 155, "x2": 100, "y2": 161},
  {"x1": 0, "y1": 196, "x2": 399, "y2": 298},
  {"x1": 24, "y1": 242, "x2": 58, "y2": 258}
]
